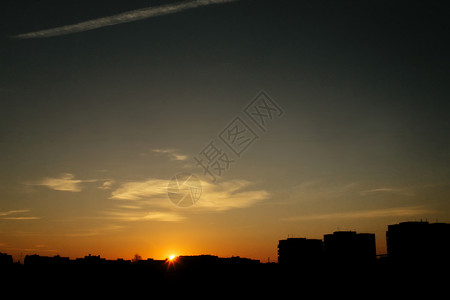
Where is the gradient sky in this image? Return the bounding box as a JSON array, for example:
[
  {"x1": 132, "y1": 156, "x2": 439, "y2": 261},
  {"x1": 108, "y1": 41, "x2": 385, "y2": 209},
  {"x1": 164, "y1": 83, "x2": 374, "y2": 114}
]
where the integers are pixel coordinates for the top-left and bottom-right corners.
[{"x1": 1, "y1": 0, "x2": 449, "y2": 262}]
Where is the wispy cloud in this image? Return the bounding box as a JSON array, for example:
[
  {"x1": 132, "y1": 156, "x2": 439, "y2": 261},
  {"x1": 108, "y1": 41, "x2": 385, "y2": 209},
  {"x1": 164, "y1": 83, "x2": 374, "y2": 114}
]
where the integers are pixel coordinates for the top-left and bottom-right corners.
[
  {"x1": 64, "y1": 224, "x2": 125, "y2": 237},
  {"x1": 105, "y1": 180, "x2": 186, "y2": 221},
  {"x1": 151, "y1": 148, "x2": 188, "y2": 161},
  {"x1": 104, "y1": 178, "x2": 185, "y2": 221},
  {"x1": 109, "y1": 177, "x2": 269, "y2": 213},
  {"x1": 110, "y1": 179, "x2": 168, "y2": 201},
  {"x1": 102, "y1": 210, "x2": 185, "y2": 222},
  {"x1": 0, "y1": 209, "x2": 30, "y2": 216},
  {"x1": 0, "y1": 209, "x2": 40, "y2": 220},
  {"x1": 14, "y1": 0, "x2": 238, "y2": 39},
  {"x1": 291, "y1": 180, "x2": 416, "y2": 202},
  {"x1": 282, "y1": 206, "x2": 433, "y2": 222},
  {"x1": 30, "y1": 173, "x2": 88, "y2": 192},
  {"x1": 360, "y1": 187, "x2": 415, "y2": 197},
  {"x1": 98, "y1": 179, "x2": 115, "y2": 190},
  {"x1": 28, "y1": 173, "x2": 112, "y2": 192},
  {"x1": 288, "y1": 180, "x2": 360, "y2": 203},
  {"x1": 195, "y1": 180, "x2": 270, "y2": 211},
  {"x1": 2, "y1": 217, "x2": 40, "y2": 220},
  {"x1": 294, "y1": 180, "x2": 360, "y2": 194}
]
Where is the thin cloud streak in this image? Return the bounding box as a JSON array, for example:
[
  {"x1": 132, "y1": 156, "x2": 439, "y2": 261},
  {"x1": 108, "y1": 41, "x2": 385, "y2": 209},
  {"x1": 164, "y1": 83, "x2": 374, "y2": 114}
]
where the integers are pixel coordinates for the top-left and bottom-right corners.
[
  {"x1": 110, "y1": 179, "x2": 168, "y2": 201},
  {"x1": 14, "y1": 0, "x2": 239, "y2": 39},
  {"x1": 64, "y1": 224, "x2": 125, "y2": 237},
  {"x1": 360, "y1": 187, "x2": 415, "y2": 197},
  {"x1": 151, "y1": 148, "x2": 188, "y2": 161},
  {"x1": 101, "y1": 210, "x2": 185, "y2": 222},
  {"x1": 194, "y1": 180, "x2": 270, "y2": 211},
  {"x1": 27, "y1": 173, "x2": 112, "y2": 192},
  {"x1": 282, "y1": 206, "x2": 434, "y2": 222},
  {"x1": 0, "y1": 209, "x2": 40, "y2": 220},
  {"x1": 0, "y1": 209, "x2": 30, "y2": 216},
  {"x1": 2, "y1": 216, "x2": 41, "y2": 220}
]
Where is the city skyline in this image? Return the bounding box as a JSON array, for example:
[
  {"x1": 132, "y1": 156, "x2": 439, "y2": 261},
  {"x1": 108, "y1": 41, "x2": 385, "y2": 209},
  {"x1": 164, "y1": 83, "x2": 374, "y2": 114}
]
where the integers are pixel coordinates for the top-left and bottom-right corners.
[
  {"x1": 2, "y1": 219, "x2": 448, "y2": 263},
  {"x1": 4, "y1": 221, "x2": 447, "y2": 294},
  {"x1": 1, "y1": 0, "x2": 450, "y2": 263}
]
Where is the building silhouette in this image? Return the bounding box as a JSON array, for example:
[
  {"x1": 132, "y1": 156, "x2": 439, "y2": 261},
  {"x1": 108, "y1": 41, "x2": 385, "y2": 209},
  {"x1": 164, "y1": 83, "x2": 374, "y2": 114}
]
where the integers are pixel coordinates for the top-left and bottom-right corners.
[
  {"x1": 323, "y1": 231, "x2": 376, "y2": 264},
  {"x1": 75, "y1": 253, "x2": 106, "y2": 265},
  {"x1": 176, "y1": 254, "x2": 260, "y2": 266},
  {"x1": 386, "y1": 221, "x2": 450, "y2": 265},
  {"x1": 24, "y1": 254, "x2": 70, "y2": 266},
  {"x1": 4, "y1": 219, "x2": 448, "y2": 288},
  {"x1": 278, "y1": 238, "x2": 323, "y2": 265},
  {"x1": 0, "y1": 252, "x2": 13, "y2": 265}
]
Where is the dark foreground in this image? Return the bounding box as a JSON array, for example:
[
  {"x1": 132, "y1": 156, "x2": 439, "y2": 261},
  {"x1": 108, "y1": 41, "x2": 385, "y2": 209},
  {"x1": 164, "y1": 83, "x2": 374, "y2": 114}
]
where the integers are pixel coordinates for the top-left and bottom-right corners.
[{"x1": 3, "y1": 258, "x2": 448, "y2": 297}]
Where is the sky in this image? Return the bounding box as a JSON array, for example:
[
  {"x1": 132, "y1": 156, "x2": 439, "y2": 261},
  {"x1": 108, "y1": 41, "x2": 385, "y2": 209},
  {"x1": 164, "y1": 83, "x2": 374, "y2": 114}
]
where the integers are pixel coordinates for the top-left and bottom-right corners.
[{"x1": 1, "y1": 0, "x2": 449, "y2": 262}]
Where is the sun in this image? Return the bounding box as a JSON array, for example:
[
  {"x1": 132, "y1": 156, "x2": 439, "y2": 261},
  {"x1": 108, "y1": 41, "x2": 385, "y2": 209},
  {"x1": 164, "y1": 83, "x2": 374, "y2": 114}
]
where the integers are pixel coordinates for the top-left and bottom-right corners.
[{"x1": 169, "y1": 254, "x2": 176, "y2": 261}]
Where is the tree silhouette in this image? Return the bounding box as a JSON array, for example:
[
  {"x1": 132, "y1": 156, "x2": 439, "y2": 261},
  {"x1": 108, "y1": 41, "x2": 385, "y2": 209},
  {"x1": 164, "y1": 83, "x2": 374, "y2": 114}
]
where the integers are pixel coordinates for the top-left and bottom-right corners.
[{"x1": 131, "y1": 254, "x2": 142, "y2": 264}]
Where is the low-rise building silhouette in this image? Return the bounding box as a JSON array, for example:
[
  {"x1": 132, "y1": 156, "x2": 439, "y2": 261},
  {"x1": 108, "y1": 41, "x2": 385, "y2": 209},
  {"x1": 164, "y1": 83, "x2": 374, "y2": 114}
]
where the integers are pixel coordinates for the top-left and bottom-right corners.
[
  {"x1": 24, "y1": 254, "x2": 70, "y2": 266},
  {"x1": 176, "y1": 255, "x2": 260, "y2": 266},
  {"x1": 75, "y1": 253, "x2": 106, "y2": 265},
  {"x1": 386, "y1": 221, "x2": 450, "y2": 264}
]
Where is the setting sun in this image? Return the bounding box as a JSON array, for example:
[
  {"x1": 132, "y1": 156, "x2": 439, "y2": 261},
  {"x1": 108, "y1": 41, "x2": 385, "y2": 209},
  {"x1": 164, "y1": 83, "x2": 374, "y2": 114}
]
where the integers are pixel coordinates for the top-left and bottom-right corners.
[{"x1": 169, "y1": 255, "x2": 176, "y2": 261}]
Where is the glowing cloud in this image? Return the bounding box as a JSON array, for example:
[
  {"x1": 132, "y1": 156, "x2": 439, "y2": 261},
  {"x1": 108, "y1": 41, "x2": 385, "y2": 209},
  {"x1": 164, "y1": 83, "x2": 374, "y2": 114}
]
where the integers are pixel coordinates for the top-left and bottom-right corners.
[
  {"x1": 28, "y1": 173, "x2": 113, "y2": 192},
  {"x1": 109, "y1": 177, "x2": 270, "y2": 212},
  {"x1": 194, "y1": 179, "x2": 270, "y2": 211},
  {"x1": 0, "y1": 209, "x2": 40, "y2": 220},
  {"x1": 30, "y1": 173, "x2": 97, "y2": 192},
  {"x1": 110, "y1": 179, "x2": 169, "y2": 200},
  {"x1": 102, "y1": 210, "x2": 185, "y2": 222},
  {"x1": 152, "y1": 148, "x2": 188, "y2": 161},
  {"x1": 34, "y1": 173, "x2": 85, "y2": 192}
]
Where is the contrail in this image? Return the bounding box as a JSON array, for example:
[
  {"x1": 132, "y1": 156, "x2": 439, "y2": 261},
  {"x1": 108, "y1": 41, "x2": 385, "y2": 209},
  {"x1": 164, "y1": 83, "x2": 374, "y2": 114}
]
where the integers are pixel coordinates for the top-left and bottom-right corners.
[{"x1": 14, "y1": 0, "x2": 238, "y2": 39}]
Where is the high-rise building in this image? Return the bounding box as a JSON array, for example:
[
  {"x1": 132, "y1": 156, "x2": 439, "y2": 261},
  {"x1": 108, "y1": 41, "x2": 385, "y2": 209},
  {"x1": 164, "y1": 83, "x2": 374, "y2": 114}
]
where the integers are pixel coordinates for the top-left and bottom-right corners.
[
  {"x1": 386, "y1": 221, "x2": 450, "y2": 264},
  {"x1": 277, "y1": 238, "x2": 323, "y2": 265},
  {"x1": 0, "y1": 252, "x2": 13, "y2": 265},
  {"x1": 323, "y1": 231, "x2": 376, "y2": 263}
]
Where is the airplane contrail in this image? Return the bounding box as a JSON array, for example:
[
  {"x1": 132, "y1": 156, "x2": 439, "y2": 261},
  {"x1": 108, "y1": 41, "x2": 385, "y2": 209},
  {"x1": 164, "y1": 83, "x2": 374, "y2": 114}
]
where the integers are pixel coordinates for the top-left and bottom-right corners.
[{"x1": 14, "y1": 0, "x2": 238, "y2": 39}]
